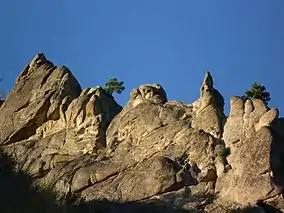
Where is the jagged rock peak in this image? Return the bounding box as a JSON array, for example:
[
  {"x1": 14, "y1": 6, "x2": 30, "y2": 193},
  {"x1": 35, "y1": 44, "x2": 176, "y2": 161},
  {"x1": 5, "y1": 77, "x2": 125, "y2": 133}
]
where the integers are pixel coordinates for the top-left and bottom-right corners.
[
  {"x1": 202, "y1": 71, "x2": 214, "y2": 88},
  {"x1": 2, "y1": 54, "x2": 284, "y2": 212},
  {"x1": 0, "y1": 53, "x2": 82, "y2": 144},
  {"x1": 190, "y1": 71, "x2": 225, "y2": 138},
  {"x1": 16, "y1": 52, "x2": 53, "y2": 83},
  {"x1": 199, "y1": 71, "x2": 224, "y2": 109},
  {"x1": 29, "y1": 52, "x2": 47, "y2": 68}
]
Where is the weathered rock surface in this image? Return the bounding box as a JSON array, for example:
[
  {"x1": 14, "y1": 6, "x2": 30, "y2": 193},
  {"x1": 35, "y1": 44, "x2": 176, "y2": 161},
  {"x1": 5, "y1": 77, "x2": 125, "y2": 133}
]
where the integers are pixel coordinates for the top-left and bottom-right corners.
[
  {"x1": 216, "y1": 97, "x2": 284, "y2": 205},
  {"x1": 191, "y1": 72, "x2": 225, "y2": 139},
  {"x1": 1, "y1": 53, "x2": 284, "y2": 213}
]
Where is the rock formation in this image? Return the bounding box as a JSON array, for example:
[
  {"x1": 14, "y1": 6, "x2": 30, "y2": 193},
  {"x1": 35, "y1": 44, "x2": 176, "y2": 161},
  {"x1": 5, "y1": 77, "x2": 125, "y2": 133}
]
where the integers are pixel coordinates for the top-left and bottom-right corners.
[{"x1": 1, "y1": 53, "x2": 284, "y2": 213}]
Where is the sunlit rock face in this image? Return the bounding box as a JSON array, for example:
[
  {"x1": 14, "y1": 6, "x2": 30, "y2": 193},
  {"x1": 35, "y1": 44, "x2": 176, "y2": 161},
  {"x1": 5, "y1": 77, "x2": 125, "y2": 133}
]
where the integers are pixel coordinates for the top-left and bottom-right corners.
[
  {"x1": 1, "y1": 54, "x2": 284, "y2": 212},
  {"x1": 216, "y1": 96, "x2": 282, "y2": 205},
  {"x1": 191, "y1": 71, "x2": 225, "y2": 139}
]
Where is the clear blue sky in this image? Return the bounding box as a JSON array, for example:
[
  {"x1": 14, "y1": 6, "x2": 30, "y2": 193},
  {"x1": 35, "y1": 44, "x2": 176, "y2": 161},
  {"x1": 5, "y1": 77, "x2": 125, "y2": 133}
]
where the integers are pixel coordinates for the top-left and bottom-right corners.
[{"x1": 1, "y1": 1, "x2": 284, "y2": 115}]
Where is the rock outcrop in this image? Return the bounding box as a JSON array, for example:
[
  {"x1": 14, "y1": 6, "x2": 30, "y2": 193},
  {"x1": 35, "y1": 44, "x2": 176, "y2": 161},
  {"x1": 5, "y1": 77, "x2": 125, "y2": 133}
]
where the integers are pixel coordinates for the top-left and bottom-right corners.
[
  {"x1": 216, "y1": 97, "x2": 282, "y2": 205},
  {"x1": 191, "y1": 71, "x2": 225, "y2": 139},
  {"x1": 1, "y1": 53, "x2": 284, "y2": 213}
]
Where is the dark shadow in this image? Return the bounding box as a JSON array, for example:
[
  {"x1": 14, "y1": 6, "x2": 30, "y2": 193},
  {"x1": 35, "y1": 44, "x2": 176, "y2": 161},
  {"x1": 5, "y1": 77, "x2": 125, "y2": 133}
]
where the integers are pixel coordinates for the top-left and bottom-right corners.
[
  {"x1": 0, "y1": 148, "x2": 210, "y2": 213},
  {"x1": 229, "y1": 207, "x2": 260, "y2": 213},
  {"x1": 270, "y1": 121, "x2": 284, "y2": 195},
  {"x1": 0, "y1": 148, "x2": 69, "y2": 213},
  {"x1": 256, "y1": 200, "x2": 283, "y2": 213},
  {"x1": 78, "y1": 199, "x2": 192, "y2": 213},
  {"x1": 228, "y1": 201, "x2": 283, "y2": 213}
]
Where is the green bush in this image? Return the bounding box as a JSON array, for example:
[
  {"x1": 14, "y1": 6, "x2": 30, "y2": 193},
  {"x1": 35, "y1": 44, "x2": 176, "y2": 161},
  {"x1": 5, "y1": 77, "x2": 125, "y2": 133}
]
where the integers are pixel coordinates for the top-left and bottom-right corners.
[{"x1": 214, "y1": 144, "x2": 230, "y2": 157}]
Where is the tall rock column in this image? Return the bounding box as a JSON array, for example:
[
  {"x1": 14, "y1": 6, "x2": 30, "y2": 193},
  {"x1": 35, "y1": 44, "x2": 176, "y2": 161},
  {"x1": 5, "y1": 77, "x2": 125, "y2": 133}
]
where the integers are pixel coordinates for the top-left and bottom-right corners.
[
  {"x1": 191, "y1": 71, "x2": 225, "y2": 139},
  {"x1": 216, "y1": 96, "x2": 281, "y2": 204}
]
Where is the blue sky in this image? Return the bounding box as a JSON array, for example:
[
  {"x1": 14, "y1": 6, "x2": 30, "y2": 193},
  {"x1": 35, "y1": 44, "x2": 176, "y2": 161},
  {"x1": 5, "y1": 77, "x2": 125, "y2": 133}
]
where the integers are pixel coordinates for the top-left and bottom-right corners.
[{"x1": 1, "y1": 1, "x2": 284, "y2": 115}]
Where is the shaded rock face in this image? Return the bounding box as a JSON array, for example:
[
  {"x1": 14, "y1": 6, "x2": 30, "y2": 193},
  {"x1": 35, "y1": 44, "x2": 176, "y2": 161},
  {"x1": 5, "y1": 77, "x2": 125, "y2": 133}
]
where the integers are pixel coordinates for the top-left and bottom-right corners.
[{"x1": 1, "y1": 54, "x2": 284, "y2": 213}]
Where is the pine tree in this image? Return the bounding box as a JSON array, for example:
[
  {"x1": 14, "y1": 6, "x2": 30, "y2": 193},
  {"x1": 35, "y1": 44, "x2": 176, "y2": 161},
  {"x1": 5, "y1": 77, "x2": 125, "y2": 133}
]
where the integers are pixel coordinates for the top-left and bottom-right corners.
[
  {"x1": 104, "y1": 78, "x2": 125, "y2": 95},
  {"x1": 244, "y1": 82, "x2": 270, "y2": 105}
]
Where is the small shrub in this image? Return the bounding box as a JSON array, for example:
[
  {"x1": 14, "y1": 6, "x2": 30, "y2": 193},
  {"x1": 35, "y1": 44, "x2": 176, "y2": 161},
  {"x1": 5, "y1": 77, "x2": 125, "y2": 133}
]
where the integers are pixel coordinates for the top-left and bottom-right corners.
[{"x1": 214, "y1": 145, "x2": 230, "y2": 157}]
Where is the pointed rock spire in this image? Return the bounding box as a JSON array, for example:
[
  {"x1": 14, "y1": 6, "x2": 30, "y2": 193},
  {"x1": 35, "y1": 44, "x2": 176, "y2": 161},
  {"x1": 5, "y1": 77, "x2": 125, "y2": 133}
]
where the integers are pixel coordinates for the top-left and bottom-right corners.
[
  {"x1": 202, "y1": 71, "x2": 214, "y2": 88},
  {"x1": 16, "y1": 52, "x2": 50, "y2": 83},
  {"x1": 29, "y1": 52, "x2": 47, "y2": 69},
  {"x1": 192, "y1": 71, "x2": 225, "y2": 139}
]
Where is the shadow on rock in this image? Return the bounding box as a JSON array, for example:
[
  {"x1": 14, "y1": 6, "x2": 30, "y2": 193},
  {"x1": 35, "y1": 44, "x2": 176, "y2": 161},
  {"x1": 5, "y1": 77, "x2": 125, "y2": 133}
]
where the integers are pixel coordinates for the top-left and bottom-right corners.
[
  {"x1": 271, "y1": 120, "x2": 284, "y2": 191},
  {"x1": 230, "y1": 201, "x2": 283, "y2": 213},
  {"x1": 0, "y1": 149, "x2": 70, "y2": 213},
  {"x1": 0, "y1": 149, "x2": 207, "y2": 213},
  {"x1": 78, "y1": 199, "x2": 192, "y2": 213}
]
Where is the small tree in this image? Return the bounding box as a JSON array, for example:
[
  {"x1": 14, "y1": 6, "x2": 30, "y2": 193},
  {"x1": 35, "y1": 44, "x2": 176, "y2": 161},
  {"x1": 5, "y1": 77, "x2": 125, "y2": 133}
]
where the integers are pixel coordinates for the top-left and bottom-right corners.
[
  {"x1": 244, "y1": 82, "x2": 270, "y2": 105},
  {"x1": 104, "y1": 78, "x2": 125, "y2": 95}
]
